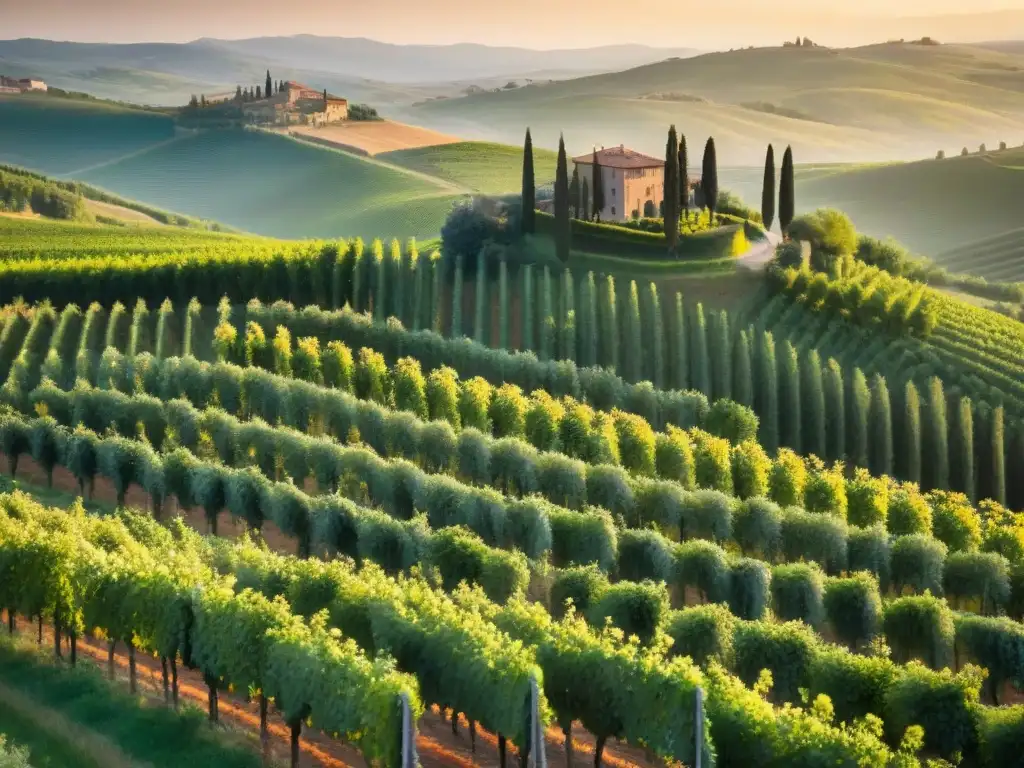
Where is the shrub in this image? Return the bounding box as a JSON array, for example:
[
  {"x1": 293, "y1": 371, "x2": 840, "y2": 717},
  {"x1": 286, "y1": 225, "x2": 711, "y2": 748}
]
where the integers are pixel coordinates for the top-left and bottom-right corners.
[
  {"x1": 730, "y1": 440, "x2": 770, "y2": 499},
  {"x1": 944, "y1": 551, "x2": 1011, "y2": 614},
  {"x1": 977, "y1": 705, "x2": 1024, "y2": 767},
  {"x1": 779, "y1": 506, "x2": 848, "y2": 575},
  {"x1": 488, "y1": 383, "x2": 527, "y2": 438},
  {"x1": 391, "y1": 357, "x2": 428, "y2": 419},
  {"x1": 633, "y1": 479, "x2": 687, "y2": 532},
  {"x1": 558, "y1": 398, "x2": 595, "y2": 460},
  {"x1": 787, "y1": 208, "x2": 858, "y2": 258},
  {"x1": 733, "y1": 497, "x2": 782, "y2": 559},
  {"x1": 354, "y1": 347, "x2": 390, "y2": 404},
  {"x1": 690, "y1": 428, "x2": 732, "y2": 493},
  {"x1": 887, "y1": 484, "x2": 932, "y2": 536},
  {"x1": 322, "y1": 340, "x2": 354, "y2": 391},
  {"x1": 455, "y1": 428, "x2": 491, "y2": 485},
  {"x1": 427, "y1": 525, "x2": 529, "y2": 603},
  {"x1": 955, "y1": 614, "x2": 1024, "y2": 704},
  {"x1": 675, "y1": 539, "x2": 731, "y2": 603},
  {"x1": 883, "y1": 595, "x2": 956, "y2": 670},
  {"x1": 665, "y1": 605, "x2": 736, "y2": 666},
  {"x1": 803, "y1": 460, "x2": 848, "y2": 519},
  {"x1": 547, "y1": 506, "x2": 617, "y2": 571},
  {"x1": 457, "y1": 376, "x2": 492, "y2": 432},
  {"x1": 706, "y1": 399, "x2": 759, "y2": 443},
  {"x1": 613, "y1": 411, "x2": 657, "y2": 476},
  {"x1": 823, "y1": 572, "x2": 882, "y2": 650},
  {"x1": 928, "y1": 490, "x2": 982, "y2": 553},
  {"x1": 425, "y1": 366, "x2": 460, "y2": 427},
  {"x1": 616, "y1": 528, "x2": 674, "y2": 583},
  {"x1": 768, "y1": 448, "x2": 806, "y2": 507},
  {"x1": 292, "y1": 336, "x2": 323, "y2": 384},
  {"x1": 882, "y1": 662, "x2": 982, "y2": 761},
  {"x1": 550, "y1": 565, "x2": 609, "y2": 618},
  {"x1": 808, "y1": 647, "x2": 898, "y2": 726},
  {"x1": 655, "y1": 427, "x2": 695, "y2": 488},
  {"x1": 771, "y1": 562, "x2": 825, "y2": 627},
  {"x1": 847, "y1": 525, "x2": 892, "y2": 588},
  {"x1": 524, "y1": 390, "x2": 563, "y2": 452},
  {"x1": 846, "y1": 469, "x2": 889, "y2": 528},
  {"x1": 732, "y1": 621, "x2": 818, "y2": 703},
  {"x1": 587, "y1": 580, "x2": 669, "y2": 646},
  {"x1": 681, "y1": 489, "x2": 735, "y2": 544},
  {"x1": 585, "y1": 464, "x2": 634, "y2": 519},
  {"x1": 890, "y1": 534, "x2": 947, "y2": 596},
  {"x1": 728, "y1": 557, "x2": 771, "y2": 620}
]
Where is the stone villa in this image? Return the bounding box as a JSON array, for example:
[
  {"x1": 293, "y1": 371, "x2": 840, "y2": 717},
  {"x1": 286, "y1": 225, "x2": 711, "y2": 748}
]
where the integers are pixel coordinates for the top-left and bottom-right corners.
[
  {"x1": 242, "y1": 81, "x2": 348, "y2": 126},
  {"x1": 572, "y1": 145, "x2": 700, "y2": 223},
  {"x1": 0, "y1": 76, "x2": 48, "y2": 94}
]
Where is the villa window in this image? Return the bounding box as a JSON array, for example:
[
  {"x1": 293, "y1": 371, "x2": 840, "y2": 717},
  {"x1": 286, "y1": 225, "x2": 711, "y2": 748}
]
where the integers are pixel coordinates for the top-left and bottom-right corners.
[{"x1": 611, "y1": 206, "x2": 616, "y2": 215}]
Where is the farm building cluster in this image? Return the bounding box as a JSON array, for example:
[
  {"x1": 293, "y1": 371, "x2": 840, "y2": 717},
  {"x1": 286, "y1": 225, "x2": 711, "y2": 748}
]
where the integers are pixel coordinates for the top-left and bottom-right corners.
[
  {"x1": 0, "y1": 76, "x2": 48, "y2": 95},
  {"x1": 241, "y1": 81, "x2": 348, "y2": 127}
]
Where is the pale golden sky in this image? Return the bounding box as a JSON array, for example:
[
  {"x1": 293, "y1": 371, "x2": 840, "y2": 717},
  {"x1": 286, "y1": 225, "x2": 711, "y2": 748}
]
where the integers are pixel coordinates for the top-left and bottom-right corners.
[{"x1": 5, "y1": 0, "x2": 1024, "y2": 47}]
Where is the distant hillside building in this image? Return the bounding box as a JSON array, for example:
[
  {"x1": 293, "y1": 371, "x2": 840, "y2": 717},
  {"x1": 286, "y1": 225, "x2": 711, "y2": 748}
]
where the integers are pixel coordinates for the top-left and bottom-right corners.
[
  {"x1": 242, "y1": 80, "x2": 347, "y2": 126},
  {"x1": 17, "y1": 79, "x2": 47, "y2": 92},
  {"x1": 0, "y1": 75, "x2": 46, "y2": 93},
  {"x1": 572, "y1": 145, "x2": 699, "y2": 222}
]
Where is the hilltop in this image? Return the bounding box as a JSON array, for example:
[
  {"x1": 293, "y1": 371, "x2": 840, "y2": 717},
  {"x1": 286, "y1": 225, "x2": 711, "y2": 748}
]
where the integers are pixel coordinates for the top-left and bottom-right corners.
[{"x1": 411, "y1": 41, "x2": 1024, "y2": 164}]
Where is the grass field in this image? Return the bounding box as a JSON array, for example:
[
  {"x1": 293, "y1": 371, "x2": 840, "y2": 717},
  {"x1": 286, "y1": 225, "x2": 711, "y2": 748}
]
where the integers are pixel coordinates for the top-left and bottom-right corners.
[
  {"x1": 381, "y1": 140, "x2": 559, "y2": 194},
  {"x1": 0, "y1": 96, "x2": 176, "y2": 176},
  {"x1": 283, "y1": 120, "x2": 462, "y2": 155},
  {"x1": 78, "y1": 129, "x2": 466, "y2": 240},
  {"x1": 934, "y1": 227, "x2": 1024, "y2": 282}
]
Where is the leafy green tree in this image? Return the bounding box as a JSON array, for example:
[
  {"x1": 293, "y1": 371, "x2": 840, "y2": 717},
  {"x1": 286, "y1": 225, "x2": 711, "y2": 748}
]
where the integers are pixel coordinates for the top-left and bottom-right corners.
[
  {"x1": 498, "y1": 258, "x2": 509, "y2": 349},
  {"x1": 701, "y1": 137, "x2": 719, "y2": 219},
  {"x1": 521, "y1": 265, "x2": 535, "y2": 352},
  {"x1": 823, "y1": 572, "x2": 882, "y2": 650},
  {"x1": 292, "y1": 337, "x2": 323, "y2": 385},
  {"x1": 950, "y1": 396, "x2": 976, "y2": 501},
  {"x1": 990, "y1": 405, "x2": 1006, "y2": 506},
  {"x1": 664, "y1": 125, "x2": 680, "y2": 250},
  {"x1": 692, "y1": 303, "x2": 711, "y2": 397},
  {"x1": 322, "y1": 341, "x2": 354, "y2": 391},
  {"x1": 901, "y1": 380, "x2": 922, "y2": 485},
  {"x1": 554, "y1": 135, "x2": 571, "y2": 262},
  {"x1": 779, "y1": 145, "x2": 795, "y2": 234},
  {"x1": 761, "y1": 144, "x2": 776, "y2": 230},
  {"x1": 591, "y1": 149, "x2": 604, "y2": 220},
  {"x1": 678, "y1": 134, "x2": 690, "y2": 216},
  {"x1": 354, "y1": 347, "x2": 390, "y2": 405},
  {"x1": 771, "y1": 562, "x2": 825, "y2": 627},
  {"x1": 731, "y1": 440, "x2": 771, "y2": 499},
  {"x1": 846, "y1": 468, "x2": 889, "y2": 528},
  {"x1": 822, "y1": 358, "x2": 845, "y2": 462},
  {"x1": 624, "y1": 282, "x2": 643, "y2": 382},
  {"x1": 521, "y1": 128, "x2": 535, "y2": 233},
  {"x1": 848, "y1": 368, "x2": 870, "y2": 469},
  {"x1": 426, "y1": 366, "x2": 460, "y2": 427},
  {"x1": 265, "y1": 70, "x2": 272, "y2": 99},
  {"x1": 272, "y1": 326, "x2": 293, "y2": 378},
  {"x1": 392, "y1": 357, "x2": 429, "y2": 419},
  {"x1": 801, "y1": 349, "x2": 826, "y2": 460},
  {"x1": 458, "y1": 376, "x2": 492, "y2": 433},
  {"x1": 473, "y1": 249, "x2": 487, "y2": 344}
]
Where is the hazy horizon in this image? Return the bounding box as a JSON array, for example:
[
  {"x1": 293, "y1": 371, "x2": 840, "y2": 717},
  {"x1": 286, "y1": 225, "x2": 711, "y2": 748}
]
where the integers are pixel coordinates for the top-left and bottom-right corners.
[{"x1": 6, "y1": 1, "x2": 1024, "y2": 49}]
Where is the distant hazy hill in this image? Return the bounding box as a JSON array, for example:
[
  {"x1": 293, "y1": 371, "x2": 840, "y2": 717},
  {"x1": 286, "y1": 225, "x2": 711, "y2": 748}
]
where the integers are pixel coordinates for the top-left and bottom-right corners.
[
  {"x1": 0, "y1": 36, "x2": 698, "y2": 107},
  {"x1": 409, "y1": 42, "x2": 1024, "y2": 165}
]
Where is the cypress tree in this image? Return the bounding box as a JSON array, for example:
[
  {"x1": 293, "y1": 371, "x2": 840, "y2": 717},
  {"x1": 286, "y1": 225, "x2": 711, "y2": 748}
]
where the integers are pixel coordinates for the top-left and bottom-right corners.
[
  {"x1": 473, "y1": 250, "x2": 487, "y2": 344},
  {"x1": 540, "y1": 267, "x2": 555, "y2": 361},
  {"x1": 648, "y1": 283, "x2": 666, "y2": 389},
  {"x1": 991, "y1": 405, "x2": 1006, "y2": 506},
  {"x1": 372, "y1": 240, "x2": 386, "y2": 322},
  {"x1": 521, "y1": 128, "x2": 536, "y2": 234},
  {"x1": 591, "y1": 149, "x2": 605, "y2": 220},
  {"x1": 451, "y1": 255, "x2": 464, "y2": 338},
  {"x1": 1007, "y1": 422, "x2": 1024, "y2": 511},
  {"x1": 679, "y1": 134, "x2": 690, "y2": 217},
  {"x1": 951, "y1": 396, "x2": 976, "y2": 502},
  {"x1": 761, "y1": 144, "x2": 776, "y2": 231},
  {"x1": 581, "y1": 272, "x2": 598, "y2": 368},
  {"x1": 265, "y1": 70, "x2": 272, "y2": 99},
  {"x1": 778, "y1": 340, "x2": 802, "y2": 453},
  {"x1": 672, "y1": 292, "x2": 688, "y2": 390},
  {"x1": 569, "y1": 167, "x2": 580, "y2": 219},
  {"x1": 692, "y1": 303, "x2": 712, "y2": 397},
  {"x1": 848, "y1": 368, "x2": 870, "y2": 470},
  {"x1": 351, "y1": 238, "x2": 365, "y2": 313},
  {"x1": 779, "y1": 145, "x2": 795, "y2": 235},
  {"x1": 600, "y1": 275, "x2": 618, "y2": 371},
  {"x1": 411, "y1": 250, "x2": 423, "y2": 331},
  {"x1": 560, "y1": 269, "x2": 576, "y2": 361},
  {"x1": 802, "y1": 349, "x2": 827, "y2": 460},
  {"x1": 925, "y1": 377, "x2": 950, "y2": 491},
  {"x1": 713, "y1": 310, "x2": 732, "y2": 401},
  {"x1": 581, "y1": 177, "x2": 590, "y2": 221},
  {"x1": 823, "y1": 358, "x2": 846, "y2": 462},
  {"x1": 902, "y1": 380, "x2": 923, "y2": 486},
  {"x1": 755, "y1": 330, "x2": 780, "y2": 452},
  {"x1": 554, "y1": 135, "x2": 571, "y2": 262},
  {"x1": 625, "y1": 281, "x2": 643, "y2": 382},
  {"x1": 431, "y1": 255, "x2": 443, "y2": 333},
  {"x1": 664, "y1": 126, "x2": 680, "y2": 251},
  {"x1": 702, "y1": 137, "x2": 719, "y2": 219},
  {"x1": 522, "y1": 265, "x2": 535, "y2": 352},
  {"x1": 392, "y1": 239, "x2": 405, "y2": 324},
  {"x1": 868, "y1": 374, "x2": 894, "y2": 478},
  {"x1": 733, "y1": 329, "x2": 754, "y2": 408},
  {"x1": 498, "y1": 258, "x2": 509, "y2": 349},
  {"x1": 974, "y1": 402, "x2": 994, "y2": 504}
]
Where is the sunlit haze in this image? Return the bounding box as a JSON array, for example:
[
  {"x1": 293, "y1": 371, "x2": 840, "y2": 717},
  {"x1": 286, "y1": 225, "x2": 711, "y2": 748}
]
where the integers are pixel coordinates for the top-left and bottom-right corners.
[{"x1": 6, "y1": 0, "x2": 1024, "y2": 48}]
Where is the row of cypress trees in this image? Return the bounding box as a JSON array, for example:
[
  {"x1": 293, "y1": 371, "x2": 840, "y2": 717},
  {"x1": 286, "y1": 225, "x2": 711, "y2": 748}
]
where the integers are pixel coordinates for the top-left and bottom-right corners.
[{"x1": 760, "y1": 144, "x2": 795, "y2": 233}]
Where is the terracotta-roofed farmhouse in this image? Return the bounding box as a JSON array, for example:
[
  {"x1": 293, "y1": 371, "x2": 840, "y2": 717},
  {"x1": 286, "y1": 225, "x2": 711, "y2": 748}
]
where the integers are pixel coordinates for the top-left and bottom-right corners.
[
  {"x1": 572, "y1": 144, "x2": 700, "y2": 222},
  {"x1": 242, "y1": 80, "x2": 348, "y2": 126}
]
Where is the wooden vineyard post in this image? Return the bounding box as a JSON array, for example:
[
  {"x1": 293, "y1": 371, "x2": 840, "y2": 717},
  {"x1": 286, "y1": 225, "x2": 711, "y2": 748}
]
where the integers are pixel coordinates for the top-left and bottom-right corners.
[
  {"x1": 694, "y1": 686, "x2": 704, "y2": 768},
  {"x1": 401, "y1": 691, "x2": 418, "y2": 768},
  {"x1": 529, "y1": 675, "x2": 546, "y2": 768}
]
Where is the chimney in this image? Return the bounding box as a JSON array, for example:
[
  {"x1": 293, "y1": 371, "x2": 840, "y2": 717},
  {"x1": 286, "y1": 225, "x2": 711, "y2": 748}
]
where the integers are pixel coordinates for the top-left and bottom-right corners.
[{"x1": 620, "y1": 144, "x2": 624, "y2": 150}]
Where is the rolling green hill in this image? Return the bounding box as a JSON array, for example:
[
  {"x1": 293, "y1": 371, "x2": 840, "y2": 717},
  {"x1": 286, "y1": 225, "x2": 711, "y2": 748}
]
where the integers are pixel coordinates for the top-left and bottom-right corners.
[
  {"x1": 75, "y1": 129, "x2": 464, "y2": 241},
  {"x1": 411, "y1": 42, "x2": 1024, "y2": 165},
  {"x1": 379, "y1": 141, "x2": 558, "y2": 195}
]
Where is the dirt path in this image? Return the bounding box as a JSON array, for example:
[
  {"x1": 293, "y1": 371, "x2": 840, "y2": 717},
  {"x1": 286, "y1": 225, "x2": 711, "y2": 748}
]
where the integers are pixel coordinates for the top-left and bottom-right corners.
[
  {"x1": 58, "y1": 135, "x2": 184, "y2": 179},
  {"x1": 737, "y1": 230, "x2": 781, "y2": 271},
  {"x1": 281, "y1": 122, "x2": 461, "y2": 157},
  {"x1": 3, "y1": 456, "x2": 656, "y2": 768}
]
